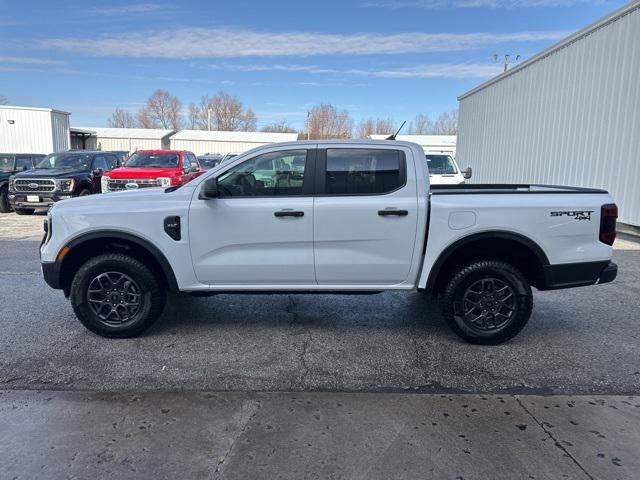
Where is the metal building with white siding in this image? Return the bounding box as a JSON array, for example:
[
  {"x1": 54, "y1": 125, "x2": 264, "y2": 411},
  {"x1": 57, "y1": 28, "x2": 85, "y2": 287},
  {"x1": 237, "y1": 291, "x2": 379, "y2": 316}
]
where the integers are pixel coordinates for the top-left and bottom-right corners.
[
  {"x1": 76, "y1": 127, "x2": 174, "y2": 153},
  {"x1": 369, "y1": 134, "x2": 456, "y2": 155},
  {"x1": 456, "y1": 1, "x2": 640, "y2": 226},
  {"x1": 0, "y1": 105, "x2": 70, "y2": 154},
  {"x1": 169, "y1": 130, "x2": 299, "y2": 156}
]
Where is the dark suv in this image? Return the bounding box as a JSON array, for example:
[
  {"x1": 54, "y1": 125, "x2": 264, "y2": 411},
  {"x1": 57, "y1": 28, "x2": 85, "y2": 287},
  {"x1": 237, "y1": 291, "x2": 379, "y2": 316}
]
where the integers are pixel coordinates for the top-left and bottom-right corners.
[
  {"x1": 9, "y1": 151, "x2": 119, "y2": 215},
  {"x1": 0, "y1": 153, "x2": 46, "y2": 212}
]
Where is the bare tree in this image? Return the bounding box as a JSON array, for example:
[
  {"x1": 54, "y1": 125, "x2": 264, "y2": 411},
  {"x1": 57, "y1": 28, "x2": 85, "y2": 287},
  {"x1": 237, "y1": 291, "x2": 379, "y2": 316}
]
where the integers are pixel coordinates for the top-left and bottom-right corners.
[
  {"x1": 0, "y1": 95, "x2": 8, "y2": 105},
  {"x1": 408, "y1": 114, "x2": 433, "y2": 135},
  {"x1": 355, "y1": 117, "x2": 395, "y2": 138},
  {"x1": 194, "y1": 92, "x2": 257, "y2": 131},
  {"x1": 108, "y1": 108, "x2": 137, "y2": 128},
  {"x1": 307, "y1": 103, "x2": 352, "y2": 140},
  {"x1": 432, "y1": 109, "x2": 458, "y2": 135},
  {"x1": 261, "y1": 120, "x2": 297, "y2": 133},
  {"x1": 187, "y1": 103, "x2": 200, "y2": 130},
  {"x1": 137, "y1": 89, "x2": 182, "y2": 129}
]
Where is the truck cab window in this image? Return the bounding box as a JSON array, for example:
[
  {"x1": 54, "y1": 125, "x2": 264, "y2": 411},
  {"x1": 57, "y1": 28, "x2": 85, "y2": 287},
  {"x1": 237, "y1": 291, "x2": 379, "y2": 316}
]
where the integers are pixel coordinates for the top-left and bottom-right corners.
[
  {"x1": 325, "y1": 149, "x2": 404, "y2": 195},
  {"x1": 217, "y1": 149, "x2": 308, "y2": 197},
  {"x1": 15, "y1": 156, "x2": 33, "y2": 170}
]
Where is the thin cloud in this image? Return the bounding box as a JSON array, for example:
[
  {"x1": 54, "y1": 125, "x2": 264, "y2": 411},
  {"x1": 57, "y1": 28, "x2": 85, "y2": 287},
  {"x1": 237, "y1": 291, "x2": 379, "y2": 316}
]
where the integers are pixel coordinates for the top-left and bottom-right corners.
[
  {"x1": 348, "y1": 63, "x2": 504, "y2": 78},
  {"x1": 83, "y1": 3, "x2": 174, "y2": 15},
  {"x1": 0, "y1": 56, "x2": 67, "y2": 65},
  {"x1": 198, "y1": 61, "x2": 505, "y2": 79},
  {"x1": 40, "y1": 28, "x2": 568, "y2": 58},
  {"x1": 362, "y1": 0, "x2": 599, "y2": 8}
]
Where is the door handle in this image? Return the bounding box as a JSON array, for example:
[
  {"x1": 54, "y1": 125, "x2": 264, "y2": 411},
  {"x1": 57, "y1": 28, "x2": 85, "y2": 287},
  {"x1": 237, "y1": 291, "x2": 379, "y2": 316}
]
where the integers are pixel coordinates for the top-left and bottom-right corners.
[
  {"x1": 378, "y1": 209, "x2": 408, "y2": 216},
  {"x1": 274, "y1": 210, "x2": 304, "y2": 217}
]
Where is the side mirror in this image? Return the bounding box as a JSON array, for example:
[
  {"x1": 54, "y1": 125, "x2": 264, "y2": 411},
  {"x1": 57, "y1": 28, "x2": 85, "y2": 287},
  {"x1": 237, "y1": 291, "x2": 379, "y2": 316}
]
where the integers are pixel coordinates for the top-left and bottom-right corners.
[
  {"x1": 200, "y1": 177, "x2": 219, "y2": 199},
  {"x1": 93, "y1": 168, "x2": 103, "y2": 177},
  {"x1": 462, "y1": 167, "x2": 472, "y2": 179},
  {"x1": 190, "y1": 165, "x2": 199, "y2": 173},
  {"x1": 21, "y1": 166, "x2": 28, "y2": 172}
]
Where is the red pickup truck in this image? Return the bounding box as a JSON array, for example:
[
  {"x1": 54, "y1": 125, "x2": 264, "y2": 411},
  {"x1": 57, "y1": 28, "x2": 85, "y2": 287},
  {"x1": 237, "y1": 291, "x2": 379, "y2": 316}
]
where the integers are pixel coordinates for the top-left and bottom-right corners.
[{"x1": 101, "y1": 150, "x2": 203, "y2": 192}]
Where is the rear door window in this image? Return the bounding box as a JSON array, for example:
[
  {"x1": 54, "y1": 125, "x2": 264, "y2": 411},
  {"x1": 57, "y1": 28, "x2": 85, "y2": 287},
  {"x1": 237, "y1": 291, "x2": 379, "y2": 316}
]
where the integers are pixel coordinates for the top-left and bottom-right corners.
[{"x1": 323, "y1": 148, "x2": 405, "y2": 195}]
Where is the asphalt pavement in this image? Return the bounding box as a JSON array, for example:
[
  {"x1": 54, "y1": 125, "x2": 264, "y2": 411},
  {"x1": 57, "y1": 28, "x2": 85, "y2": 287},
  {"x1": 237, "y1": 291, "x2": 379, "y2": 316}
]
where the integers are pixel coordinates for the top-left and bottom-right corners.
[{"x1": 0, "y1": 237, "x2": 639, "y2": 393}]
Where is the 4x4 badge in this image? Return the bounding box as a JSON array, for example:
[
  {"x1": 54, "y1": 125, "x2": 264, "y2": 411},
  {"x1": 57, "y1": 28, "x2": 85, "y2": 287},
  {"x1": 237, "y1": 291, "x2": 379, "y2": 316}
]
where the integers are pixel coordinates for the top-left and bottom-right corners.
[{"x1": 550, "y1": 210, "x2": 594, "y2": 221}]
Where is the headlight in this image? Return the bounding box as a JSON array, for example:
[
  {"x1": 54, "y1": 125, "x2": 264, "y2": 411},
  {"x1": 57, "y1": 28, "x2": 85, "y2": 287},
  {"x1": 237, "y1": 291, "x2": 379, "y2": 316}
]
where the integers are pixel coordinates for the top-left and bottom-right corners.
[
  {"x1": 8, "y1": 176, "x2": 15, "y2": 192},
  {"x1": 157, "y1": 177, "x2": 172, "y2": 187},
  {"x1": 56, "y1": 179, "x2": 75, "y2": 192},
  {"x1": 101, "y1": 176, "x2": 109, "y2": 192}
]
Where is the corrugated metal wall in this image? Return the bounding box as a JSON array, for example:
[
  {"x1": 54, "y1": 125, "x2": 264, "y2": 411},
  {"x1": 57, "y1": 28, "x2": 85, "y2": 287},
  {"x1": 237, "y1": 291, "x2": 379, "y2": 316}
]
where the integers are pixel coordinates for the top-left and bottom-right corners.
[
  {"x1": 457, "y1": 4, "x2": 640, "y2": 226},
  {"x1": 50, "y1": 111, "x2": 70, "y2": 152},
  {"x1": 169, "y1": 139, "x2": 273, "y2": 156},
  {"x1": 88, "y1": 137, "x2": 165, "y2": 152},
  {"x1": 0, "y1": 108, "x2": 56, "y2": 153}
]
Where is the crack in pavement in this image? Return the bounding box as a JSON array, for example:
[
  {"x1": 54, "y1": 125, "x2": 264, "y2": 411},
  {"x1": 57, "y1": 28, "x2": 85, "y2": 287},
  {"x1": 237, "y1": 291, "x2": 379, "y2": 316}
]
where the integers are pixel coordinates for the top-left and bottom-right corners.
[
  {"x1": 286, "y1": 295, "x2": 313, "y2": 389},
  {"x1": 515, "y1": 396, "x2": 595, "y2": 480},
  {"x1": 212, "y1": 397, "x2": 261, "y2": 480}
]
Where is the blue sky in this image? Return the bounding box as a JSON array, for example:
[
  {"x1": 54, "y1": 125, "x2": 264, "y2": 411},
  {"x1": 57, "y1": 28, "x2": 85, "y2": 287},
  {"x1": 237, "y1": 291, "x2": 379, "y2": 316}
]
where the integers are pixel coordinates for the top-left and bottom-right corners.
[{"x1": 0, "y1": 0, "x2": 629, "y2": 129}]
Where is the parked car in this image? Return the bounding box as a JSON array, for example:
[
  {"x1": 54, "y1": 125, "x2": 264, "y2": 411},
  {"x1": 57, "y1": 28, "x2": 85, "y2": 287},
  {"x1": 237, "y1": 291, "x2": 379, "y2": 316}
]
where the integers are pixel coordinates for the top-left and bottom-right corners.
[
  {"x1": 197, "y1": 154, "x2": 224, "y2": 170},
  {"x1": 40, "y1": 140, "x2": 617, "y2": 344},
  {"x1": 101, "y1": 150, "x2": 202, "y2": 192},
  {"x1": 425, "y1": 153, "x2": 472, "y2": 185},
  {"x1": 8, "y1": 151, "x2": 119, "y2": 214},
  {"x1": 0, "y1": 153, "x2": 45, "y2": 212}
]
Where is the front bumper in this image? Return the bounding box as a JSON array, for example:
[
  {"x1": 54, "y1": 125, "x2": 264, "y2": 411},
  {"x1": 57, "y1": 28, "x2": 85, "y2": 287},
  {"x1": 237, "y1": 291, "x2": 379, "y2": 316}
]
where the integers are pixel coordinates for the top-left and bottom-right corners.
[
  {"x1": 10, "y1": 193, "x2": 71, "y2": 208},
  {"x1": 540, "y1": 261, "x2": 617, "y2": 290},
  {"x1": 42, "y1": 261, "x2": 62, "y2": 290}
]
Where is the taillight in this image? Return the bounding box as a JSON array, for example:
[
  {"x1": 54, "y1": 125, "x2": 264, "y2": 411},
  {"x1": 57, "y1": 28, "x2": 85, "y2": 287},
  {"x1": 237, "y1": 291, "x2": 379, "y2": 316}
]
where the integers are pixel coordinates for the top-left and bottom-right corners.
[{"x1": 599, "y1": 203, "x2": 617, "y2": 246}]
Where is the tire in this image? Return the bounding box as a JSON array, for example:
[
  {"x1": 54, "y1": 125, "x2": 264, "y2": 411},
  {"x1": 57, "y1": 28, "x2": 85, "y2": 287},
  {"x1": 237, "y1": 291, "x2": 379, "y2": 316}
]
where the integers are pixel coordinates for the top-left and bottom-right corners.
[
  {"x1": 14, "y1": 207, "x2": 35, "y2": 215},
  {"x1": 441, "y1": 259, "x2": 533, "y2": 345},
  {"x1": 78, "y1": 189, "x2": 91, "y2": 196},
  {"x1": 70, "y1": 253, "x2": 166, "y2": 338},
  {"x1": 0, "y1": 185, "x2": 11, "y2": 213}
]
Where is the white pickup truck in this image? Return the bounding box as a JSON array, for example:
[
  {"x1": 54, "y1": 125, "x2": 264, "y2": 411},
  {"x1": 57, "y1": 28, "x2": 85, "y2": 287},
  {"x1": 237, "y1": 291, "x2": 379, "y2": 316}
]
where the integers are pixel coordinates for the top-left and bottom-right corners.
[{"x1": 40, "y1": 140, "x2": 618, "y2": 344}]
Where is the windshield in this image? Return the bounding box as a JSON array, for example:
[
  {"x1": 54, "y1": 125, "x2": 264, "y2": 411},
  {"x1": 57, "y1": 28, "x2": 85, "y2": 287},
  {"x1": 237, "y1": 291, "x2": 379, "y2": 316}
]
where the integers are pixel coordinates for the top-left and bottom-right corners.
[
  {"x1": 125, "y1": 153, "x2": 179, "y2": 168},
  {"x1": 425, "y1": 154, "x2": 457, "y2": 175},
  {"x1": 0, "y1": 155, "x2": 14, "y2": 171},
  {"x1": 36, "y1": 153, "x2": 92, "y2": 170}
]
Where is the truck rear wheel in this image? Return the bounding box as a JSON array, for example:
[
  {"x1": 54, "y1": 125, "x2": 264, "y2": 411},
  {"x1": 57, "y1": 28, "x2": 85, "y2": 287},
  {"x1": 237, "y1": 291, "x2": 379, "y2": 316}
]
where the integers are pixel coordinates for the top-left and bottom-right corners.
[
  {"x1": 70, "y1": 253, "x2": 166, "y2": 338},
  {"x1": 441, "y1": 259, "x2": 533, "y2": 345}
]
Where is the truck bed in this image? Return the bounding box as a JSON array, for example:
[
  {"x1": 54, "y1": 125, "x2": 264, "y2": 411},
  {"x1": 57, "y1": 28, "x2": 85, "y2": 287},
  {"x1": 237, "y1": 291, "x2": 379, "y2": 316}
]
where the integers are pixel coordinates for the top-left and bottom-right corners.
[{"x1": 430, "y1": 184, "x2": 608, "y2": 195}]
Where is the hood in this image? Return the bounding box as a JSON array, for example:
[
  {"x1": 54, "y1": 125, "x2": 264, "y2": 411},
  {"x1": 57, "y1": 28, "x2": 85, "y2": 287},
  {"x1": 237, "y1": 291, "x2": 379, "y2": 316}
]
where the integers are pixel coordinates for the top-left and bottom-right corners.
[
  {"x1": 106, "y1": 166, "x2": 180, "y2": 179},
  {"x1": 14, "y1": 168, "x2": 88, "y2": 179}
]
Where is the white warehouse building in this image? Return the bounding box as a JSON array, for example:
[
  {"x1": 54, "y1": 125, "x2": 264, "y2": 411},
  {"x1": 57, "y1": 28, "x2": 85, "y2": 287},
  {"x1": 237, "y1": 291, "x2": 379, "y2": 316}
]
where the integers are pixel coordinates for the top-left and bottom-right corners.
[
  {"x1": 0, "y1": 105, "x2": 70, "y2": 154},
  {"x1": 72, "y1": 127, "x2": 174, "y2": 153},
  {"x1": 169, "y1": 130, "x2": 299, "y2": 156},
  {"x1": 456, "y1": 1, "x2": 640, "y2": 227},
  {"x1": 369, "y1": 134, "x2": 456, "y2": 156}
]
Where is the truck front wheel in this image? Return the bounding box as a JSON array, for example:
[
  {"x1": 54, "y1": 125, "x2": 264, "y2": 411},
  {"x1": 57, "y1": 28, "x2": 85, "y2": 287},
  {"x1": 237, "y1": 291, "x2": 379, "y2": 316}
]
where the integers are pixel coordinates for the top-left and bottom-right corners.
[
  {"x1": 441, "y1": 259, "x2": 533, "y2": 345},
  {"x1": 70, "y1": 253, "x2": 166, "y2": 338}
]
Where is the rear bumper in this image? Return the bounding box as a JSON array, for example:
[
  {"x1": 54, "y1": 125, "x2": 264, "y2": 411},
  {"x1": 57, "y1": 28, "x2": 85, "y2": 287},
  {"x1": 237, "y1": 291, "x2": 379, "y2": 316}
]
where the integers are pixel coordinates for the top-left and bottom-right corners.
[{"x1": 540, "y1": 261, "x2": 617, "y2": 290}]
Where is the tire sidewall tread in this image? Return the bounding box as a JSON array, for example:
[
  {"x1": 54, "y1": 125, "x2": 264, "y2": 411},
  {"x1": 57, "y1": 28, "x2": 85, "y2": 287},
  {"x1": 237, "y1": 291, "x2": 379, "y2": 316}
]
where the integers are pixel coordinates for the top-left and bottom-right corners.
[
  {"x1": 441, "y1": 259, "x2": 533, "y2": 345},
  {"x1": 70, "y1": 253, "x2": 166, "y2": 338}
]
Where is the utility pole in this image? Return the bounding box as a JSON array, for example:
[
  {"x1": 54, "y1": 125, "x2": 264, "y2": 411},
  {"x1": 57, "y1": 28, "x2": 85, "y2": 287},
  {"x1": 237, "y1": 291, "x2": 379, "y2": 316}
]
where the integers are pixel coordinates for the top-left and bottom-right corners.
[
  {"x1": 207, "y1": 108, "x2": 213, "y2": 131},
  {"x1": 307, "y1": 111, "x2": 310, "y2": 141},
  {"x1": 493, "y1": 54, "x2": 521, "y2": 72}
]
